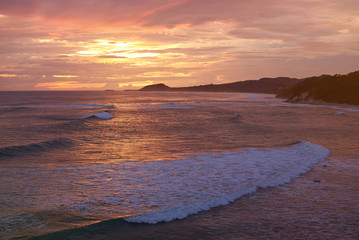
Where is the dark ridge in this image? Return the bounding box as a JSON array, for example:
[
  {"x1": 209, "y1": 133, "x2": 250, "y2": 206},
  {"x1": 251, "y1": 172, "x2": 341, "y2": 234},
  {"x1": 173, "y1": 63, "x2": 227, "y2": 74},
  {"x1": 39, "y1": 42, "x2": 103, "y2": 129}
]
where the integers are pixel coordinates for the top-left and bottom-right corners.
[
  {"x1": 139, "y1": 77, "x2": 302, "y2": 94},
  {"x1": 277, "y1": 71, "x2": 359, "y2": 105},
  {"x1": 140, "y1": 83, "x2": 171, "y2": 91},
  {"x1": 0, "y1": 138, "x2": 74, "y2": 158}
]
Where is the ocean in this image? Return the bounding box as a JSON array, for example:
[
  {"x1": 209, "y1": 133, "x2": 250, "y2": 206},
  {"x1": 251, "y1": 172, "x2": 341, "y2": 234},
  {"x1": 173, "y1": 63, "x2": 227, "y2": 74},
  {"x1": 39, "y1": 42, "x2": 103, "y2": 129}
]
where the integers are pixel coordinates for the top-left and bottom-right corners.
[{"x1": 0, "y1": 91, "x2": 358, "y2": 240}]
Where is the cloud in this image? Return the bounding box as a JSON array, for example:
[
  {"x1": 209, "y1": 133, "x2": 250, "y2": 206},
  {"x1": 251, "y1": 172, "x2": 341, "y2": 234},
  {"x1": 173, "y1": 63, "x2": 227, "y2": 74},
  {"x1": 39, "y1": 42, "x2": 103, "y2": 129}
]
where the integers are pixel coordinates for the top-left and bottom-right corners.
[
  {"x1": 35, "y1": 80, "x2": 105, "y2": 89},
  {"x1": 0, "y1": 0, "x2": 358, "y2": 90},
  {"x1": 98, "y1": 55, "x2": 127, "y2": 59},
  {"x1": 0, "y1": 0, "x2": 182, "y2": 27}
]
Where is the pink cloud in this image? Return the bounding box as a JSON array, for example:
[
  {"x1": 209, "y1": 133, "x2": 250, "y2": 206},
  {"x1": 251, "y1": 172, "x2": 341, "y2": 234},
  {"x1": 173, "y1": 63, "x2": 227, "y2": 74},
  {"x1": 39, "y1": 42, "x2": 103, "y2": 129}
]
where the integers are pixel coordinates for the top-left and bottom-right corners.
[
  {"x1": 0, "y1": 0, "x2": 307, "y2": 27},
  {"x1": 1, "y1": 0, "x2": 358, "y2": 90},
  {"x1": 0, "y1": 0, "x2": 182, "y2": 26},
  {"x1": 1, "y1": 0, "x2": 358, "y2": 40}
]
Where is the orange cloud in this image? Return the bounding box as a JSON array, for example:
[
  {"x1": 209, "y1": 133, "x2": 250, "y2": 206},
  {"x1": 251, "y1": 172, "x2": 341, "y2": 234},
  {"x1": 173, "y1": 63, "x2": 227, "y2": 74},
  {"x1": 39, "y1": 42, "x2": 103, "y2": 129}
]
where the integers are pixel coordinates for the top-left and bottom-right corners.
[
  {"x1": 1, "y1": 0, "x2": 359, "y2": 90},
  {"x1": 52, "y1": 75, "x2": 78, "y2": 78},
  {"x1": 35, "y1": 81, "x2": 105, "y2": 90},
  {"x1": 0, "y1": 74, "x2": 30, "y2": 78}
]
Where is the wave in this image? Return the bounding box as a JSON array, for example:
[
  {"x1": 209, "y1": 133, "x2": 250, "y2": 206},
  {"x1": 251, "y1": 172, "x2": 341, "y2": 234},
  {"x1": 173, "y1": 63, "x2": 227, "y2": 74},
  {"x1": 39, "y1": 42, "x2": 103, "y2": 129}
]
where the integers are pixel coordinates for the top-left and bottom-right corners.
[
  {"x1": 124, "y1": 141, "x2": 329, "y2": 224},
  {"x1": 5, "y1": 141, "x2": 330, "y2": 239},
  {"x1": 0, "y1": 106, "x2": 31, "y2": 113},
  {"x1": 82, "y1": 111, "x2": 113, "y2": 120},
  {"x1": 0, "y1": 138, "x2": 74, "y2": 158},
  {"x1": 153, "y1": 102, "x2": 198, "y2": 109}
]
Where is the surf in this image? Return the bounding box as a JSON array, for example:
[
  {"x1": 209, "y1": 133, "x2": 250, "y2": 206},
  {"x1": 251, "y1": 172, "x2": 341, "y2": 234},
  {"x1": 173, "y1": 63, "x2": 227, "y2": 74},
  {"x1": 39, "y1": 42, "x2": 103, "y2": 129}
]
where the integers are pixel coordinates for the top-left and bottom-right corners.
[
  {"x1": 123, "y1": 141, "x2": 330, "y2": 224},
  {"x1": 22, "y1": 141, "x2": 330, "y2": 240},
  {"x1": 82, "y1": 111, "x2": 113, "y2": 120}
]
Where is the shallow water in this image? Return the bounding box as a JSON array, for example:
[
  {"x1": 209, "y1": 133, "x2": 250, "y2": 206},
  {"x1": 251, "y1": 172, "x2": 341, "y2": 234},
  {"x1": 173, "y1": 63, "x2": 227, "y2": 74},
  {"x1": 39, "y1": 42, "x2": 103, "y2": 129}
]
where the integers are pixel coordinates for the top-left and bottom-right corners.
[{"x1": 0, "y1": 91, "x2": 358, "y2": 240}]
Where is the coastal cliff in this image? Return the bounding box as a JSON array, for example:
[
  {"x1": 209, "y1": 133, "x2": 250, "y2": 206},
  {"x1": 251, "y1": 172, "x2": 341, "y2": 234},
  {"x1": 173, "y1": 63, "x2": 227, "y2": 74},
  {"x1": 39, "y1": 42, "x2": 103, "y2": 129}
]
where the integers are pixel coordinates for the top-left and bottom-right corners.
[
  {"x1": 140, "y1": 77, "x2": 301, "y2": 94},
  {"x1": 276, "y1": 71, "x2": 359, "y2": 105},
  {"x1": 140, "y1": 71, "x2": 359, "y2": 106}
]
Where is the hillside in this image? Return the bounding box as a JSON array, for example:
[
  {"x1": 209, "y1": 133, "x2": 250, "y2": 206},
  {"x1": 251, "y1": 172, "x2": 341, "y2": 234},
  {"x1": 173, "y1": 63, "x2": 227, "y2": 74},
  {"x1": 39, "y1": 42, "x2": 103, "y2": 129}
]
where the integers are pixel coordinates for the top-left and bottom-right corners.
[
  {"x1": 277, "y1": 71, "x2": 359, "y2": 105},
  {"x1": 140, "y1": 77, "x2": 301, "y2": 94}
]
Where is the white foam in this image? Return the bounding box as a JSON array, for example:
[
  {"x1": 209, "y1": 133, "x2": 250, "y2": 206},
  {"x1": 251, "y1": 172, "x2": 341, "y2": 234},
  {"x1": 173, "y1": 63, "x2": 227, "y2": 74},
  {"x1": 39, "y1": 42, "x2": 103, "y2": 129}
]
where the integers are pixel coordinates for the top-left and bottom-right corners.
[
  {"x1": 125, "y1": 141, "x2": 329, "y2": 223},
  {"x1": 1, "y1": 141, "x2": 329, "y2": 226},
  {"x1": 83, "y1": 111, "x2": 113, "y2": 120}
]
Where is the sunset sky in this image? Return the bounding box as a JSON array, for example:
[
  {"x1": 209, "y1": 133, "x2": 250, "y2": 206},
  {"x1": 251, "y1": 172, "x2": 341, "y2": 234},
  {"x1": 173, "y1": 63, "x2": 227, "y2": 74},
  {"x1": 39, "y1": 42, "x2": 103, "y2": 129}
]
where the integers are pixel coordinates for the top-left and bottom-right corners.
[{"x1": 1, "y1": 0, "x2": 358, "y2": 90}]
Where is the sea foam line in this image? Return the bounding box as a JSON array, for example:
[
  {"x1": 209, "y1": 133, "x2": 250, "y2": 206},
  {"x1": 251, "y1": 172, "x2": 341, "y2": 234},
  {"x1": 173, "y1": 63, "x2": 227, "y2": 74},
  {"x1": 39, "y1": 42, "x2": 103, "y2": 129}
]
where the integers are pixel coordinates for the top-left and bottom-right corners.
[
  {"x1": 124, "y1": 141, "x2": 330, "y2": 224},
  {"x1": 1, "y1": 141, "x2": 330, "y2": 227}
]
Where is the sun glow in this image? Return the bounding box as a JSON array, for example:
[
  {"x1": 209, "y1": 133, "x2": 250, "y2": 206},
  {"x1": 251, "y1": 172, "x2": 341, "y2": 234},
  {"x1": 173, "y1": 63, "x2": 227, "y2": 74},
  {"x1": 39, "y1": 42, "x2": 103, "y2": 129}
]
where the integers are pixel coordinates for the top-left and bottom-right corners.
[
  {"x1": 35, "y1": 81, "x2": 105, "y2": 89},
  {"x1": 0, "y1": 74, "x2": 30, "y2": 78},
  {"x1": 137, "y1": 72, "x2": 191, "y2": 78},
  {"x1": 95, "y1": 39, "x2": 135, "y2": 48},
  {"x1": 73, "y1": 39, "x2": 164, "y2": 66},
  {"x1": 0, "y1": 74, "x2": 19, "y2": 77},
  {"x1": 52, "y1": 75, "x2": 78, "y2": 78}
]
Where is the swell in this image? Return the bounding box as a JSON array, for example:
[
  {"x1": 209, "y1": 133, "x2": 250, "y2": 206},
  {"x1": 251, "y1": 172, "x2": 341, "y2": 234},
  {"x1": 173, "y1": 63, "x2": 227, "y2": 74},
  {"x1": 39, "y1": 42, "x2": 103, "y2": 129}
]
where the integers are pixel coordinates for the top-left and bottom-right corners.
[
  {"x1": 0, "y1": 106, "x2": 32, "y2": 113},
  {"x1": 0, "y1": 138, "x2": 74, "y2": 158}
]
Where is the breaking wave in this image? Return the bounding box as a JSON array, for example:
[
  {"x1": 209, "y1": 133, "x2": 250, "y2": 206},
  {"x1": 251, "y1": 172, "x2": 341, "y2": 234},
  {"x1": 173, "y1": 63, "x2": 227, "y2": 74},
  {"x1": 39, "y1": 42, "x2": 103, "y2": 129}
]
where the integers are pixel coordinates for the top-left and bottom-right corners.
[
  {"x1": 82, "y1": 111, "x2": 113, "y2": 120},
  {"x1": 1, "y1": 141, "x2": 330, "y2": 239},
  {"x1": 124, "y1": 141, "x2": 329, "y2": 223}
]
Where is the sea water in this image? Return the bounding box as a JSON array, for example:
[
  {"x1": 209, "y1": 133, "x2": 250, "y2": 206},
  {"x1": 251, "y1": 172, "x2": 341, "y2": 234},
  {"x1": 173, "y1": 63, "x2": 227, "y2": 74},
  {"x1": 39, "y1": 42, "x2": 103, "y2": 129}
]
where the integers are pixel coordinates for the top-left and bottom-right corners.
[{"x1": 0, "y1": 91, "x2": 358, "y2": 239}]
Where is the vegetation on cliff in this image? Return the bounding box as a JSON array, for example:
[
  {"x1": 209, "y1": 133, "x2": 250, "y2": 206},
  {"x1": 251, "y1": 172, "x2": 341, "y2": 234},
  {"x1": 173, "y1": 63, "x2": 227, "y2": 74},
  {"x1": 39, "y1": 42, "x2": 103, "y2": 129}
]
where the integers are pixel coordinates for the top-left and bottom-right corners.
[
  {"x1": 140, "y1": 71, "x2": 359, "y2": 106},
  {"x1": 277, "y1": 71, "x2": 359, "y2": 105}
]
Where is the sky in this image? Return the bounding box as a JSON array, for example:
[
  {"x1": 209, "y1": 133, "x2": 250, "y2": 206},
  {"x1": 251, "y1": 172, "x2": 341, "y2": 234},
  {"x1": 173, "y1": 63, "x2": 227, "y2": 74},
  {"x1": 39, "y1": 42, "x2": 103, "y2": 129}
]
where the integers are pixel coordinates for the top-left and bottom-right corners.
[{"x1": 0, "y1": 0, "x2": 358, "y2": 90}]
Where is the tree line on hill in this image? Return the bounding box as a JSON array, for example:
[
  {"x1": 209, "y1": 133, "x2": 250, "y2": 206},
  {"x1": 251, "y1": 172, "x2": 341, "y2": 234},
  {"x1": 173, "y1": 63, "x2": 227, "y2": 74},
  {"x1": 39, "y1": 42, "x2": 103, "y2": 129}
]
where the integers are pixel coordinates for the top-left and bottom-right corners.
[
  {"x1": 140, "y1": 71, "x2": 359, "y2": 105},
  {"x1": 276, "y1": 71, "x2": 359, "y2": 105}
]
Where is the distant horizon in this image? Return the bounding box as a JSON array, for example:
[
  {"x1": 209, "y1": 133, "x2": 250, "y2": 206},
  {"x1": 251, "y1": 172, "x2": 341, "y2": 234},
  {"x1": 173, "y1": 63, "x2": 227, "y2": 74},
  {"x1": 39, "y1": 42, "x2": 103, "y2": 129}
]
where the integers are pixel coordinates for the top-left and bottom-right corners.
[
  {"x1": 1, "y1": 69, "x2": 358, "y2": 92},
  {"x1": 1, "y1": 1, "x2": 359, "y2": 91}
]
